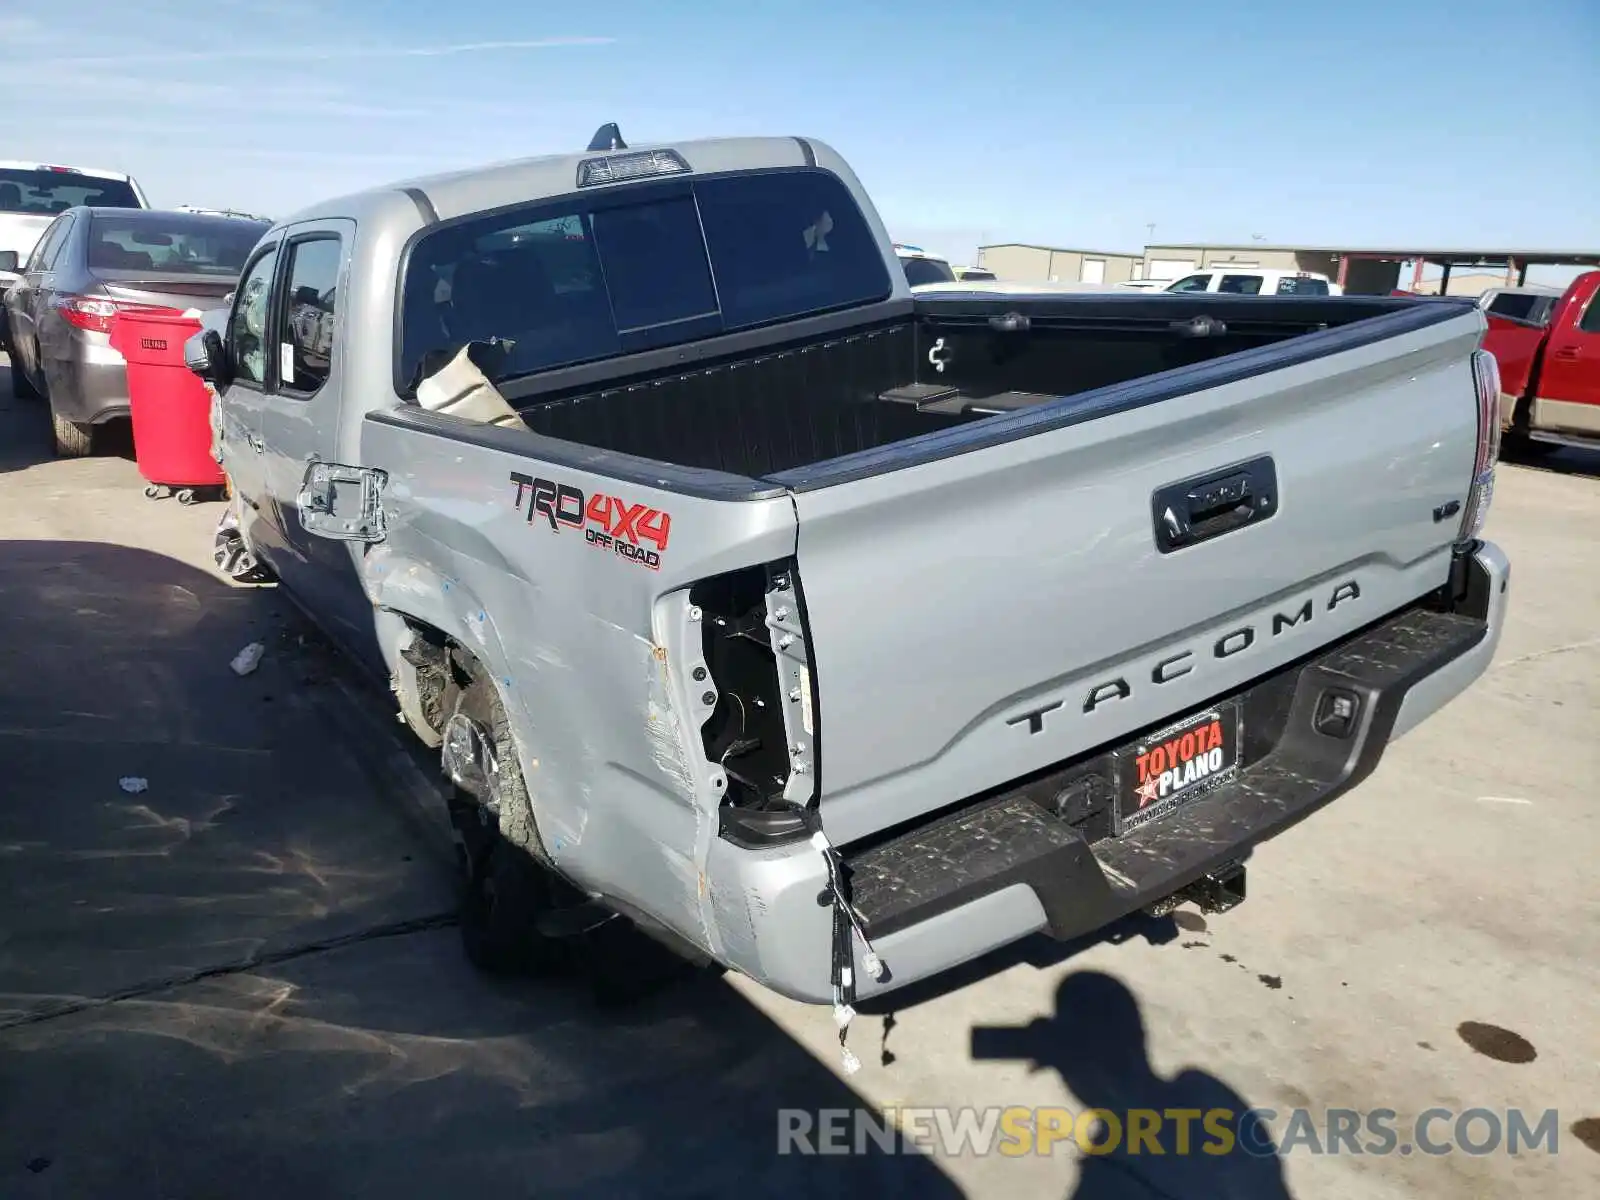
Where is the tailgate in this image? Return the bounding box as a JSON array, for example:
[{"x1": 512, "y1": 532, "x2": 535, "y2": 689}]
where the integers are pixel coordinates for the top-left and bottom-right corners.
[{"x1": 792, "y1": 308, "x2": 1485, "y2": 845}]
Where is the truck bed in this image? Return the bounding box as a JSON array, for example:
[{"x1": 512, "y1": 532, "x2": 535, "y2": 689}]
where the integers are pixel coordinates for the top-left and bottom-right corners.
[{"x1": 507, "y1": 293, "x2": 1432, "y2": 478}]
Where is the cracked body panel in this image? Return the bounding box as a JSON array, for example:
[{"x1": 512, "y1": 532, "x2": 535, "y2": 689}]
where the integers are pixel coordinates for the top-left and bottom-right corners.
[{"x1": 355, "y1": 414, "x2": 798, "y2": 963}]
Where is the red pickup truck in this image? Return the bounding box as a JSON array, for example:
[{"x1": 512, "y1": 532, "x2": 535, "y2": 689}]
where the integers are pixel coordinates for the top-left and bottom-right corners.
[{"x1": 1485, "y1": 270, "x2": 1600, "y2": 452}]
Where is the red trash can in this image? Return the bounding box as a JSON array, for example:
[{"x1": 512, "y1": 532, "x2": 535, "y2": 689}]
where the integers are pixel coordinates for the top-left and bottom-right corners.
[{"x1": 110, "y1": 310, "x2": 227, "y2": 498}]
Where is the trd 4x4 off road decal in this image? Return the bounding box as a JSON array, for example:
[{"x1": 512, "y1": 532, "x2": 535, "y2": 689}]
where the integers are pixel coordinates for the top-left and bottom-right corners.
[{"x1": 509, "y1": 471, "x2": 672, "y2": 570}]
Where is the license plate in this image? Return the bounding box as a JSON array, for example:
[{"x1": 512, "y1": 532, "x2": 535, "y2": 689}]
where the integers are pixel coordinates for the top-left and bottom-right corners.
[{"x1": 1115, "y1": 704, "x2": 1241, "y2": 834}]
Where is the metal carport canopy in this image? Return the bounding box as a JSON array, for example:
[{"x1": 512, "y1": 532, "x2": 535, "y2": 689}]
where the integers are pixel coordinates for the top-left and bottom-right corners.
[{"x1": 1326, "y1": 246, "x2": 1600, "y2": 289}]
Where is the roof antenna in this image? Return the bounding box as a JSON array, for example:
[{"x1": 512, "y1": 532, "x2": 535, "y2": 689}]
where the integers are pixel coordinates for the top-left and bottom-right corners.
[{"x1": 587, "y1": 123, "x2": 626, "y2": 152}]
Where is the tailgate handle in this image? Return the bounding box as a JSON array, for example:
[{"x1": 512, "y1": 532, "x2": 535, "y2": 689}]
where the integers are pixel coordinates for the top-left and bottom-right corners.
[{"x1": 1152, "y1": 456, "x2": 1278, "y2": 554}]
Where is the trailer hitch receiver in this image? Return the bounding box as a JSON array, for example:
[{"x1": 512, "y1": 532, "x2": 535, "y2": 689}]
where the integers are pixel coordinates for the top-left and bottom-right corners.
[{"x1": 1145, "y1": 860, "x2": 1248, "y2": 918}]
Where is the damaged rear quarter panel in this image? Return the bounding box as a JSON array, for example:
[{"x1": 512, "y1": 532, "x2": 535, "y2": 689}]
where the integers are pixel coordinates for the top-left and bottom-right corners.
[{"x1": 358, "y1": 414, "x2": 798, "y2": 955}]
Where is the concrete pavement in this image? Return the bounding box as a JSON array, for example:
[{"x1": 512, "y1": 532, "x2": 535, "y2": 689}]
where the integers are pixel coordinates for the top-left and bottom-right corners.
[{"x1": 0, "y1": 355, "x2": 1596, "y2": 1198}]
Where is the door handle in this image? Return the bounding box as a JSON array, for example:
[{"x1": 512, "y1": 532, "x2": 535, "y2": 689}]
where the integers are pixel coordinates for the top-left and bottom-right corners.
[
  {"x1": 1152, "y1": 456, "x2": 1278, "y2": 554},
  {"x1": 1552, "y1": 346, "x2": 1579, "y2": 361}
]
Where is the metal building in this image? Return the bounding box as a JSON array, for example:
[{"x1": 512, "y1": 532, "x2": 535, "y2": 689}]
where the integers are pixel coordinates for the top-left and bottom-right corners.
[
  {"x1": 1140, "y1": 244, "x2": 1600, "y2": 295},
  {"x1": 979, "y1": 240, "x2": 1600, "y2": 295},
  {"x1": 976, "y1": 243, "x2": 1143, "y2": 286}
]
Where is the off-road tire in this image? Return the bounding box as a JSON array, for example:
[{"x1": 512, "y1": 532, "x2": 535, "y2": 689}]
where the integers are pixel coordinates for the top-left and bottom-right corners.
[
  {"x1": 51, "y1": 410, "x2": 94, "y2": 457},
  {"x1": 449, "y1": 670, "x2": 567, "y2": 976},
  {"x1": 9, "y1": 362, "x2": 40, "y2": 401},
  {"x1": 1501, "y1": 401, "x2": 1560, "y2": 460},
  {"x1": 1501, "y1": 430, "x2": 1558, "y2": 459}
]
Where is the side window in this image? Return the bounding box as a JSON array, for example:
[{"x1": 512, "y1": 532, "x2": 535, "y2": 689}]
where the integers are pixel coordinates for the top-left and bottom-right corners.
[
  {"x1": 1578, "y1": 293, "x2": 1600, "y2": 335},
  {"x1": 277, "y1": 237, "x2": 342, "y2": 395},
  {"x1": 1167, "y1": 274, "x2": 1213, "y2": 292},
  {"x1": 1218, "y1": 274, "x2": 1263, "y2": 295},
  {"x1": 28, "y1": 216, "x2": 72, "y2": 271},
  {"x1": 227, "y1": 245, "x2": 280, "y2": 388}
]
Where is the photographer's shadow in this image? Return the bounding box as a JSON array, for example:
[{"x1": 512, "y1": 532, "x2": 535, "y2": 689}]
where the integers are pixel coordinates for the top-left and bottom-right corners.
[{"x1": 973, "y1": 970, "x2": 1294, "y2": 1199}]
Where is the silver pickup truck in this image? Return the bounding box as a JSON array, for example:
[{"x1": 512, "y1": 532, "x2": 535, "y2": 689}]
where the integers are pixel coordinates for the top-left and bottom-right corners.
[{"x1": 185, "y1": 127, "x2": 1509, "y2": 1028}]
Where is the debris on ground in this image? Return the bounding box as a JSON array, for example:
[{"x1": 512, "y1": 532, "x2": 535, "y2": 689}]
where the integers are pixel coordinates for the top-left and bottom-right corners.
[
  {"x1": 118, "y1": 777, "x2": 148, "y2": 794},
  {"x1": 230, "y1": 641, "x2": 266, "y2": 676}
]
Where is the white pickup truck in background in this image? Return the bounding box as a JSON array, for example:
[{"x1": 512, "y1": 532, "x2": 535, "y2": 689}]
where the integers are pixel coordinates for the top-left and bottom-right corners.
[{"x1": 1156, "y1": 268, "x2": 1342, "y2": 296}]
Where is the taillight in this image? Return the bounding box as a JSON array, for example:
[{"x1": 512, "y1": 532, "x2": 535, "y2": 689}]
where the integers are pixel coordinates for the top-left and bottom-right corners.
[
  {"x1": 690, "y1": 557, "x2": 819, "y2": 848},
  {"x1": 1459, "y1": 348, "x2": 1502, "y2": 545},
  {"x1": 52, "y1": 295, "x2": 181, "y2": 334}
]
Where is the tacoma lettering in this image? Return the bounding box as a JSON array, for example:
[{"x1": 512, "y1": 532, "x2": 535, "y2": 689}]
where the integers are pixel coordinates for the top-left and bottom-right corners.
[
  {"x1": 1153, "y1": 652, "x2": 1194, "y2": 684},
  {"x1": 1272, "y1": 599, "x2": 1313, "y2": 635},
  {"x1": 1215, "y1": 628, "x2": 1255, "y2": 659},
  {"x1": 1069, "y1": 579, "x2": 1364, "y2": 718},
  {"x1": 1006, "y1": 700, "x2": 1063, "y2": 735}
]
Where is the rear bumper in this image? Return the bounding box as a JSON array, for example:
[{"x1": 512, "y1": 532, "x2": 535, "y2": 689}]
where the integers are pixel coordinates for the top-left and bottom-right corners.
[
  {"x1": 711, "y1": 540, "x2": 1508, "y2": 1004},
  {"x1": 43, "y1": 341, "x2": 130, "y2": 425}
]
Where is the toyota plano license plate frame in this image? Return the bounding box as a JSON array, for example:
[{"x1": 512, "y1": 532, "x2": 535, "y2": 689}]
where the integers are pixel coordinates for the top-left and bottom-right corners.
[{"x1": 1115, "y1": 703, "x2": 1242, "y2": 835}]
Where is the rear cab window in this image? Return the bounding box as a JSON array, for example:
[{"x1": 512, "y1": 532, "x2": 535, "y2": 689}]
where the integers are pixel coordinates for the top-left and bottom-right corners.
[
  {"x1": 0, "y1": 168, "x2": 139, "y2": 214},
  {"x1": 1484, "y1": 293, "x2": 1550, "y2": 324},
  {"x1": 900, "y1": 256, "x2": 956, "y2": 286},
  {"x1": 1275, "y1": 276, "x2": 1329, "y2": 296},
  {"x1": 398, "y1": 168, "x2": 893, "y2": 393}
]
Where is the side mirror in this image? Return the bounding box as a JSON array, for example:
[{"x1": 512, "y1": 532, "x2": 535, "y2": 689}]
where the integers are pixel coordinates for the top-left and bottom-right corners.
[
  {"x1": 184, "y1": 328, "x2": 228, "y2": 385},
  {"x1": 0, "y1": 250, "x2": 19, "y2": 274}
]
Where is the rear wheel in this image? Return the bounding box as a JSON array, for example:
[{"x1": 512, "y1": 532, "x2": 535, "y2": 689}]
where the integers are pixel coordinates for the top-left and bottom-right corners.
[
  {"x1": 51, "y1": 410, "x2": 94, "y2": 457},
  {"x1": 1501, "y1": 402, "x2": 1559, "y2": 460},
  {"x1": 456, "y1": 813, "x2": 570, "y2": 975},
  {"x1": 445, "y1": 651, "x2": 696, "y2": 998},
  {"x1": 1502, "y1": 431, "x2": 1559, "y2": 459},
  {"x1": 448, "y1": 670, "x2": 567, "y2": 976},
  {"x1": 9, "y1": 362, "x2": 40, "y2": 401}
]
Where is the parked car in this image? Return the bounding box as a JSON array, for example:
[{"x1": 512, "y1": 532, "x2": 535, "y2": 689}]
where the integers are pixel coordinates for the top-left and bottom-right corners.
[
  {"x1": 951, "y1": 264, "x2": 997, "y2": 282},
  {"x1": 1484, "y1": 270, "x2": 1600, "y2": 452},
  {"x1": 186, "y1": 127, "x2": 1507, "y2": 1021},
  {"x1": 1164, "y1": 268, "x2": 1342, "y2": 296},
  {"x1": 2, "y1": 206, "x2": 268, "y2": 455}
]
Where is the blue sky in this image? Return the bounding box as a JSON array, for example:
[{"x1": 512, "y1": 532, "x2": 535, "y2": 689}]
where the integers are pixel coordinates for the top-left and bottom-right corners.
[{"x1": 4, "y1": 0, "x2": 1596, "y2": 281}]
